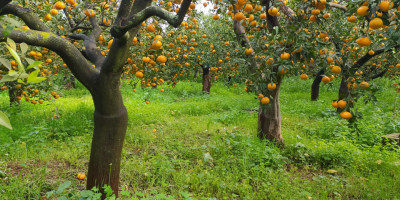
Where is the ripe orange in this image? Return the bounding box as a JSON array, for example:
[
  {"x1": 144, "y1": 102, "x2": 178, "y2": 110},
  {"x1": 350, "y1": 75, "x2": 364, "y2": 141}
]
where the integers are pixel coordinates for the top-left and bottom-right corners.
[
  {"x1": 300, "y1": 74, "x2": 308, "y2": 80},
  {"x1": 356, "y1": 37, "x2": 371, "y2": 47},
  {"x1": 245, "y1": 48, "x2": 253, "y2": 55},
  {"x1": 357, "y1": 6, "x2": 369, "y2": 16},
  {"x1": 147, "y1": 24, "x2": 156, "y2": 32},
  {"x1": 261, "y1": 97, "x2": 270, "y2": 104},
  {"x1": 54, "y1": 2, "x2": 65, "y2": 10},
  {"x1": 212, "y1": 14, "x2": 219, "y2": 20},
  {"x1": 310, "y1": 15, "x2": 317, "y2": 22},
  {"x1": 379, "y1": 1, "x2": 391, "y2": 12},
  {"x1": 50, "y1": 9, "x2": 58, "y2": 15},
  {"x1": 244, "y1": 4, "x2": 253, "y2": 12},
  {"x1": 347, "y1": 15, "x2": 356, "y2": 22},
  {"x1": 190, "y1": 3, "x2": 195, "y2": 9},
  {"x1": 160, "y1": 89, "x2": 164, "y2": 92},
  {"x1": 136, "y1": 71, "x2": 143, "y2": 78},
  {"x1": 44, "y1": 14, "x2": 52, "y2": 21},
  {"x1": 267, "y1": 83, "x2": 277, "y2": 90},
  {"x1": 268, "y1": 7, "x2": 278, "y2": 16},
  {"x1": 107, "y1": 40, "x2": 114, "y2": 49},
  {"x1": 77, "y1": 173, "x2": 86, "y2": 180},
  {"x1": 84, "y1": 9, "x2": 95, "y2": 17},
  {"x1": 260, "y1": 13, "x2": 266, "y2": 19},
  {"x1": 331, "y1": 66, "x2": 341, "y2": 74},
  {"x1": 331, "y1": 101, "x2": 338, "y2": 108},
  {"x1": 156, "y1": 55, "x2": 167, "y2": 63},
  {"x1": 145, "y1": 100, "x2": 150, "y2": 104},
  {"x1": 311, "y1": 9, "x2": 320, "y2": 15},
  {"x1": 235, "y1": 12, "x2": 245, "y2": 21},
  {"x1": 322, "y1": 76, "x2": 330, "y2": 83},
  {"x1": 280, "y1": 52, "x2": 290, "y2": 60},
  {"x1": 369, "y1": 18, "x2": 383, "y2": 29},
  {"x1": 340, "y1": 112, "x2": 352, "y2": 119},
  {"x1": 337, "y1": 100, "x2": 347, "y2": 109},
  {"x1": 360, "y1": 81, "x2": 369, "y2": 89}
]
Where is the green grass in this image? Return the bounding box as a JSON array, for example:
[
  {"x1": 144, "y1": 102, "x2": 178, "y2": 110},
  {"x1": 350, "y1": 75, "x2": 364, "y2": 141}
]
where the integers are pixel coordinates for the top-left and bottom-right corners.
[{"x1": 0, "y1": 77, "x2": 399, "y2": 199}]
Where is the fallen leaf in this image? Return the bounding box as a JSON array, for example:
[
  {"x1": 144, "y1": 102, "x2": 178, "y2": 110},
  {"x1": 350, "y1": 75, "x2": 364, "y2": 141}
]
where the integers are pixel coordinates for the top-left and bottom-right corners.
[{"x1": 327, "y1": 169, "x2": 337, "y2": 174}]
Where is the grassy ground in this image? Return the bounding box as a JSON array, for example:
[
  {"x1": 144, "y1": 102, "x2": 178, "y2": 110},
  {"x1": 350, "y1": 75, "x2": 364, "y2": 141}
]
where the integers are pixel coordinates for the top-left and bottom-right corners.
[{"x1": 0, "y1": 77, "x2": 399, "y2": 199}]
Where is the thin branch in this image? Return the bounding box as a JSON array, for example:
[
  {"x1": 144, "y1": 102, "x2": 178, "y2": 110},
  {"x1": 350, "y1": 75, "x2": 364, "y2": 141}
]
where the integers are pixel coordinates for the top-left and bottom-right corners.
[
  {"x1": 89, "y1": 15, "x2": 102, "y2": 40},
  {"x1": 63, "y1": 8, "x2": 75, "y2": 29},
  {"x1": 353, "y1": 46, "x2": 400, "y2": 69},
  {"x1": 328, "y1": 2, "x2": 347, "y2": 11},
  {"x1": 68, "y1": 33, "x2": 89, "y2": 40},
  {"x1": 110, "y1": 0, "x2": 192, "y2": 38},
  {"x1": 0, "y1": 28, "x2": 98, "y2": 92},
  {"x1": 369, "y1": 68, "x2": 388, "y2": 79},
  {"x1": 69, "y1": 16, "x2": 88, "y2": 33},
  {"x1": 0, "y1": 4, "x2": 50, "y2": 32}
]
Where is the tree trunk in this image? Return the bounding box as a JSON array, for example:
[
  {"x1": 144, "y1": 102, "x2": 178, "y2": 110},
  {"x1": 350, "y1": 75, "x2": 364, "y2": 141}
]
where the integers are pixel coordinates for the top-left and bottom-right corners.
[
  {"x1": 257, "y1": 73, "x2": 284, "y2": 147},
  {"x1": 193, "y1": 70, "x2": 198, "y2": 80},
  {"x1": 202, "y1": 67, "x2": 211, "y2": 93},
  {"x1": 337, "y1": 75, "x2": 350, "y2": 112},
  {"x1": 311, "y1": 70, "x2": 324, "y2": 101},
  {"x1": 86, "y1": 79, "x2": 128, "y2": 199},
  {"x1": 8, "y1": 88, "x2": 20, "y2": 106}
]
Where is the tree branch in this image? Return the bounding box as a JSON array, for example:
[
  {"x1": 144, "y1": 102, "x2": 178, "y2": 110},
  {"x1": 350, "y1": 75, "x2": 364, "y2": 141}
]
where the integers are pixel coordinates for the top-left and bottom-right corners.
[
  {"x1": 0, "y1": 0, "x2": 11, "y2": 12},
  {"x1": 63, "y1": 8, "x2": 75, "y2": 29},
  {"x1": 110, "y1": 0, "x2": 192, "y2": 38},
  {"x1": 279, "y1": 3, "x2": 295, "y2": 19},
  {"x1": 369, "y1": 68, "x2": 388, "y2": 79},
  {"x1": 0, "y1": 28, "x2": 98, "y2": 92},
  {"x1": 329, "y1": 2, "x2": 347, "y2": 11},
  {"x1": 69, "y1": 16, "x2": 88, "y2": 33},
  {"x1": 68, "y1": 33, "x2": 89, "y2": 40},
  {"x1": 0, "y1": 4, "x2": 50, "y2": 32},
  {"x1": 261, "y1": 0, "x2": 280, "y2": 31},
  {"x1": 353, "y1": 46, "x2": 400, "y2": 69}
]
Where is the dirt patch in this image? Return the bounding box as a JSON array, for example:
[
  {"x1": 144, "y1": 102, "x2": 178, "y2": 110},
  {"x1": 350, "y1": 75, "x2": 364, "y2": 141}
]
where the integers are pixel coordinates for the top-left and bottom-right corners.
[{"x1": 6, "y1": 159, "x2": 73, "y2": 181}]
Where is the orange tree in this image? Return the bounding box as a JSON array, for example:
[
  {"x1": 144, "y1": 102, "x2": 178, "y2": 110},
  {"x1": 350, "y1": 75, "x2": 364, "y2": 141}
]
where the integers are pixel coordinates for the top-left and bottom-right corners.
[
  {"x1": 205, "y1": 0, "x2": 400, "y2": 145},
  {"x1": 0, "y1": 0, "x2": 194, "y2": 197}
]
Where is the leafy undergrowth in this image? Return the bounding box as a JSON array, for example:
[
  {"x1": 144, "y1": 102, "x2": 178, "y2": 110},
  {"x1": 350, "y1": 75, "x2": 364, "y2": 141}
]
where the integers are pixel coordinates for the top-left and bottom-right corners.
[{"x1": 0, "y1": 77, "x2": 399, "y2": 199}]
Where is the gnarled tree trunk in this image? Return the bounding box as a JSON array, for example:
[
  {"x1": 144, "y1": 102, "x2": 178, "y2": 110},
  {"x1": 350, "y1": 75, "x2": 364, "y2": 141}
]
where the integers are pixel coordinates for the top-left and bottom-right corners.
[
  {"x1": 86, "y1": 74, "x2": 128, "y2": 198},
  {"x1": 257, "y1": 70, "x2": 284, "y2": 147},
  {"x1": 311, "y1": 70, "x2": 324, "y2": 101},
  {"x1": 202, "y1": 67, "x2": 211, "y2": 93}
]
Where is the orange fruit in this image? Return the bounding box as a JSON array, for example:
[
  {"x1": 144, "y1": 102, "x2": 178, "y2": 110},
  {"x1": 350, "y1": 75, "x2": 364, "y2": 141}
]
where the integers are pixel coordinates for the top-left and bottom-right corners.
[
  {"x1": 360, "y1": 81, "x2": 369, "y2": 89},
  {"x1": 331, "y1": 66, "x2": 341, "y2": 74},
  {"x1": 54, "y1": 2, "x2": 65, "y2": 10},
  {"x1": 245, "y1": 48, "x2": 253, "y2": 55},
  {"x1": 322, "y1": 76, "x2": 330, "y2": 83},
  {"x1": 369, "y1": 18, "x2": 383, "y2": 29},
  {"x1": 300, "y1": 74, "x2": 308, "y2": 80},
  {"x1": 84, "y1": 9, "x2": 95, "y2": 17},
  {"x1": 50, "y1": 9, "x2": 58, "y2": 15},
  {"x1": 357, "y1": 6, "x2": 369, "y2": 16},
  {"x1": 44, "y1": 14, "x2": 52, "y2": 21},
  {"x1": 340, "y1": 112, "x2": 352, "y2": 119},
  {"x1": 108, "y1": 39, "x2": 113, "y2": 49},
  {"x1": 268, "y1": 7, "x2": 278, "y2": 16},
  {"x1": 136, "y1": 71, "x2": 143, "y2": 78},
  {"x1": 311, "y1": 9, "x2": 320, "y2": 15},
  {"x1": 147, "y1": 24, "x2": 156, "y2": 32},
  {"x1": 347, "y1": 15, "x2": 356, "y2": 22},
  {"x1": 338, "y1": 100, "x2": 347, "y2": 109},
  {"x1": 212, "y1": 14, "x2": 219, "y2": 20},
  {"x1": 261, "y1": 97, "x2": 270, "y2": 104},
  {"x1": 331, "y1": 101, "x2": 338, "y2": 108},
  {"x1": 280, "y1": 52, "x2": 290, "y2": 60},
  {"x1": 379, "y1": 1, "x2": 391, "y2": 12},
  {"x1": 77, "y1": 173, "x2": 86, "y2": 180},
  {"x1": 267, "y1": 83, "x2": 276, "y2": 90}
]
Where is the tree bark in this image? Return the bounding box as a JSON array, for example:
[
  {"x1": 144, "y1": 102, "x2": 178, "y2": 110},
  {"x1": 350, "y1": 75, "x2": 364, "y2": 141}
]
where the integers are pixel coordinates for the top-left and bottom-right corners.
[
  {"x1": 257, "y1": 71, "x2": 284, "y2": 147},
  {"x1": 8, "y1": 87, "x2": 20, "y2": 106},
  {"x1": 202, "y1": 67, "x2": 211, "y2": 93},
  {"x1": 193, "y1": 70, "x2": 198, "y2": 80},
  {"x1": 86, "y1": 76, "x2": 128, "y2": 199},
  {"x1": 311, "y1": 70, "x2": 324, "y2": 101}
]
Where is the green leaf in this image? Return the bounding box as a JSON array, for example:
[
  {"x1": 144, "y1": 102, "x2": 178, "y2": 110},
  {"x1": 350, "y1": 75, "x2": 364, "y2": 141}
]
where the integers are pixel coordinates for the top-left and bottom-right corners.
[
  {"x1": 17, "y1": 79, "x2": 26, "y2": 84},
  {"x1": 56, "y1": 181, "x2": 71, "y2": 194},
  {"x1": 3, "y1": 16, "x2": 22, "y2": 27},
  {"x1": 0, "y1": 58, "x2": 11, "y2": 70},
  {"x1": 27, "y1": 70, "x2": 46, "y2": 83},
  {"x1": 25, "y1": 57, "x2": 35, "y2": 65},
  {"x1": 0, "y1": 74, "x2": 18, "y2": 83},
  {"x1": 7, "y1": 37, "x2": 16, "y2": 51},
  {"x1": 6, "y1": 43, "x2": 25, "y2": 73},
  {"x1": 0, "y1": 110, "x2": 12, "y2": 130},
  {"x1": 3, "y1": 25, "x2": 14, "y2": 38},
  {"x1": 57, "y1": 196, "x2": 68, "y2": 200},
  {"x1": 20, "y1": 43, "x2": 28, "y2": 54},
  {"x1": 26, "y1": 61, "x2": 42, "y2": 70}
]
